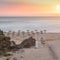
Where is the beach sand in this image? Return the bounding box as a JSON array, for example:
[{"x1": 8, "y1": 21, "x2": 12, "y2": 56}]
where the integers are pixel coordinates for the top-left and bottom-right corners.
[
  {"x1": 1, "y1": 33, "x2": 60, "y2": 60},
  {"x1": 1, "y1": 40, "x2": 60, "y2": 60}
]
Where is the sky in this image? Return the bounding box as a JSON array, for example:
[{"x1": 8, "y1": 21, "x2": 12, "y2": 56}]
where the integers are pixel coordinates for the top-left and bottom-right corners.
[{"x1": 0, "y1": 0, "x2": 60, "y2": 16}]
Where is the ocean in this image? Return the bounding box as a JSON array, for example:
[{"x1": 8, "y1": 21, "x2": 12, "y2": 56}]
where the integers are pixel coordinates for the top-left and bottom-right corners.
[{"x1": 0, "y1": 17, "x2": 60, "y2": 32}]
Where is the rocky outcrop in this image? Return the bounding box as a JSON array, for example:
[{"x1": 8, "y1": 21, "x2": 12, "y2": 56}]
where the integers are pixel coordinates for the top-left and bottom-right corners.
[{"x1": 16, "y1": 37, "x2": 36, "y2": 49}]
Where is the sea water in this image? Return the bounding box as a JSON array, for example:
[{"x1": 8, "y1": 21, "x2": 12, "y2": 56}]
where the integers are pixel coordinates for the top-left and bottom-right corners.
[{"x1": 0, "y1": 19, "x2": 60, "y2": 33}]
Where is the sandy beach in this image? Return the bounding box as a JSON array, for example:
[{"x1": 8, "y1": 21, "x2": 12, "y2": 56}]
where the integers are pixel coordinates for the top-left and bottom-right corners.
[
  {"x1": 1, "y1": 39, "x2": 60, "y2": 60},
  {"x1": 1, "y1": 30, "x2": 60, "y2": 60}
]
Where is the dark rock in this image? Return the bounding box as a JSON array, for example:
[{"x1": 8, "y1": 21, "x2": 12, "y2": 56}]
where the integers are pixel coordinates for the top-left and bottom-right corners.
[{"x1": 16, "y1": 37, "x2": 36, "y2": 49}]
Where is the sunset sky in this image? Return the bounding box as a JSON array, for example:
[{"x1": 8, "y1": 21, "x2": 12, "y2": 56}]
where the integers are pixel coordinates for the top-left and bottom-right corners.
[{"x1": 0, "y1": 0, "x2": 60, "y2": 16}]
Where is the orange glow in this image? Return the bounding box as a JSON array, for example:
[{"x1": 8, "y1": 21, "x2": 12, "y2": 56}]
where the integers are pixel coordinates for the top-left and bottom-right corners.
[{"x1": 0, "y1": 3, "x2": 60, "y2": 16}]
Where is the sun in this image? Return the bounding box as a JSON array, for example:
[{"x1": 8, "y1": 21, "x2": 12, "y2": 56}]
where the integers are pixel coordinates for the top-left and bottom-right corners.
[{"x1": 56, "y1": 5, "x2": 60, "y2": 10}]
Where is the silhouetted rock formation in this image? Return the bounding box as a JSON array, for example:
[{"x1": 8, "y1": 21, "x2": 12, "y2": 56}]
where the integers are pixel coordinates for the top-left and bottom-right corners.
[
  {"x1": 0, "y1": 30, "x2": 36, "y2": 55},
  {"x1": 16, "y1": 37, "x2": 36, "y2": 49},
  {"x1": 0, "y1": 30, "x2": 11, "y2": 49},
  {"x1": 0, "y1": 30, "x2": 11, "y2": 55}
]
